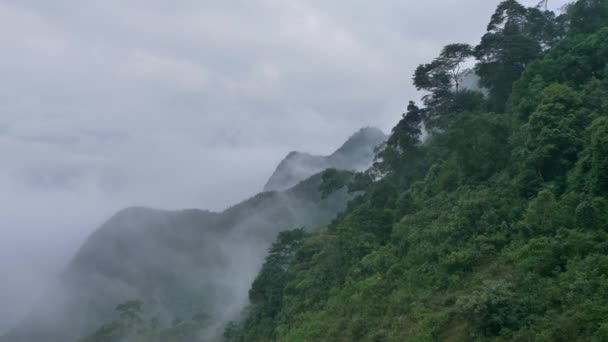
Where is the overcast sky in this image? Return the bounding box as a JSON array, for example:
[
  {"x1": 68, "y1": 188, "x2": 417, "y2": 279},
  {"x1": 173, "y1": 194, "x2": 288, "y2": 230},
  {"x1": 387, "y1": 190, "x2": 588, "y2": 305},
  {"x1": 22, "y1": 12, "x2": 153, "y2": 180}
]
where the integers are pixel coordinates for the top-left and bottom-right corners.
[{"x1": 0, "y1": 0, "x2": 570, "y2": 333}]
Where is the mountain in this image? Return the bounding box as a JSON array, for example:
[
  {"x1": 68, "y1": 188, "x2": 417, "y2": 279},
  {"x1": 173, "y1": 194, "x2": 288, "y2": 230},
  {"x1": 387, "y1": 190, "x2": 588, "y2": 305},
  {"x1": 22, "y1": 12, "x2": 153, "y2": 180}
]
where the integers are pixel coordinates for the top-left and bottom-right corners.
[
  {"x1": 2, "y1": 127, "x2": 381, "y2": 342},
  {"x1": 39, "y1": 2, "x2": 608, "y2": 340},
  {"x1": 263, "y1": 127, "x2": 386, "y2": 192},
  {"x1": 225, "y1": 2, "x2": 608, "y2": 341}
]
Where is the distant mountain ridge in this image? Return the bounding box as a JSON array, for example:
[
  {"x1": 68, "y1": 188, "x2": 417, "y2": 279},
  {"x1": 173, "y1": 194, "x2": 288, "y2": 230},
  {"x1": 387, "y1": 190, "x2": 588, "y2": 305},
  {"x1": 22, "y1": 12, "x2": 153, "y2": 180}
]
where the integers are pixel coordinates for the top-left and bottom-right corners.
[
  {"x1": 3, "y1": 127, "x2": 383, "y2": 342},
  {"x1": 264, "y1": 127, "x2": 386, "y2": 192}
]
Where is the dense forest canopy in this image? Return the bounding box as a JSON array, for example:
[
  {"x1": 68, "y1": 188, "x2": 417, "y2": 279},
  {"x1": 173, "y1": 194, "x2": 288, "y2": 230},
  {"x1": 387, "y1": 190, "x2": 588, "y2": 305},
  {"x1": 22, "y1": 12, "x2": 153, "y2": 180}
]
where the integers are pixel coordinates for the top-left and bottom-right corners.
[{"x1": 81, "y1": 0, "x2": 608, "y2": 341}]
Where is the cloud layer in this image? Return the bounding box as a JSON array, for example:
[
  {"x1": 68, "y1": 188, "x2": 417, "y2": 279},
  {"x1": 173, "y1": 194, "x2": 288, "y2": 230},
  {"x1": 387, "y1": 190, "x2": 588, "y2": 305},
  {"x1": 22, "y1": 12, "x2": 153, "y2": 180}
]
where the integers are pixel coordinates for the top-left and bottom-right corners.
[{"x1": 0, "y1": 0, "x2": 570, "y2": 333}]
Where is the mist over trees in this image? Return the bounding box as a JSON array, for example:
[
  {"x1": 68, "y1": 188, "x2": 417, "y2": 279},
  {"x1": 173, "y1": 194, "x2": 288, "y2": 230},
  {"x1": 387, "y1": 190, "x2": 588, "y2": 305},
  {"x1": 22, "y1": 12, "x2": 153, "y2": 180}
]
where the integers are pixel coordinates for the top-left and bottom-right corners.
[
  {"x1": 4, "y1": 0, "x2": 608, "y2": 341},
  {"x1": 223, "y1": 1, "x2": 608, "y2": 341},
  {"x1": 1, "y1": 128, "x2": 385, "y2": 342}
]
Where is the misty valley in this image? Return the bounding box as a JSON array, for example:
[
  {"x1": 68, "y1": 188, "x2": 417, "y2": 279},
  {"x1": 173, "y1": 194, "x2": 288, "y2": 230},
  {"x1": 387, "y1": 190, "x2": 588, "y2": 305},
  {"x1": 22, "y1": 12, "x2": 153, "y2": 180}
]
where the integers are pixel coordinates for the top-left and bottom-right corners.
[
  {"x1": 2, "y1": 128, "x2": 386, "y2": 341},
  {"x1": 3, "y1": 0, "x2": 608, "y2": 341}
]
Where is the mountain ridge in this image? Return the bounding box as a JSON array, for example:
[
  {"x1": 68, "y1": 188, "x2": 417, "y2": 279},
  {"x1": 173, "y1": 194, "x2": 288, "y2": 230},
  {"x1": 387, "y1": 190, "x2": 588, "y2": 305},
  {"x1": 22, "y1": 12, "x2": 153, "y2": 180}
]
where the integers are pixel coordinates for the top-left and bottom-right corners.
[
  {"x1": 3, "y1": 126, "x2": 381, "y2": 342},
  {"x1": 263, "y1": 127, "x2": 386, "y2": 192}
]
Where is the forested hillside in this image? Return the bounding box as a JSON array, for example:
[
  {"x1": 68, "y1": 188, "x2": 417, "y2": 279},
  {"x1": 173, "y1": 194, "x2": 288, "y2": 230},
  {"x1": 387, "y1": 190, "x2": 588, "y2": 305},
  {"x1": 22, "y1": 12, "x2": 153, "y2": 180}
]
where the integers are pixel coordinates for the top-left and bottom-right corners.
[{"x1": 226, "y1": 1, "x2": 608, "y2": 341}]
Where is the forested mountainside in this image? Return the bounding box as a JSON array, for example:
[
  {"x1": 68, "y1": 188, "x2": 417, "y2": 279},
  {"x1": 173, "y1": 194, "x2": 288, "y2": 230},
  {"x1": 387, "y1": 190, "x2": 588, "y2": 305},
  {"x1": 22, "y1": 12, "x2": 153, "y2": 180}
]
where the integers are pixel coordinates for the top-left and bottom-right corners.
[
  {"x1": 2, "y1": 128, "x2": 384, "y2": 342},
  {"x1": 16, "y1": 0, "x2": 608, "y2": 341},
  {"x1": 224, "y1": 1, "x2": 608, "y2": 341},
  {"x1": 264, "y1": 127, "x2": 387, "y2": 192}
]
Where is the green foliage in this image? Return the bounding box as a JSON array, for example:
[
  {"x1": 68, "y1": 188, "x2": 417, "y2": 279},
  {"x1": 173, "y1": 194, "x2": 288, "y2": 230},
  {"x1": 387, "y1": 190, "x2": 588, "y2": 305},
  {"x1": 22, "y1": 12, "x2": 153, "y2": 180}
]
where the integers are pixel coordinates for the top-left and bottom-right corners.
[
  {"x1": 456, "y1": 280, "x2": 524, "y2": 338},
  {"x1": 475, "y1": 0, "x2": 545, "y2": 112},
  {"x1": 319, "y1": 169, "x2": 353, "y2": 199},
  {"x1": 230, "y1": 1, "x2": 608, "y2": 341},
  {"x1": 413, "y1": 43, "x2": 484, "y2": 130},
  {"x1": 513, "y1": 82, "x2": 594, "y2": 194},
  {"x1": 226, "y1": 229, "x2": 307, "y2": 341},
  {"x1": 373, "y1": 101, "x2": 425, "y2": 180},
  {"x1": 445, "y1": 112, "x2": 510, "y2": 181},
  {"x1": 566, "y1": 0, "x2": 608, "y2": 34},
  {"x1": 77, "y1": 2, "x2": 608, "y2": 341},
  {"x1": 414, "y1": 44, "x2": 474, "y2": 108},
  {"x1": 524, "y1": 84, "x2": 587, "y2": 180},
  {"x1": 587, "y1": 118, "x2": 608, "y2": 195},
  {"x1": 80, "y1": 301, "x2": 211, "y2": 342},
  {"x1": 575, "y1": 197, "x2": 608, "y2": 229},
  {"x1": 512, "y1": 26, "x2": 608, "y2": 119}
]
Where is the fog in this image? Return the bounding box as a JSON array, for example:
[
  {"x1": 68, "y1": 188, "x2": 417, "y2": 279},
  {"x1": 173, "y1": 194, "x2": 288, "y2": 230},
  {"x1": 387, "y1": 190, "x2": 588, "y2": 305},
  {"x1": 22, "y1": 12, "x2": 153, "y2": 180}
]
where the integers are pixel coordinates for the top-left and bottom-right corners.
[{"x1": 0, "y1": 0, "x2": 570, "y2": 335}]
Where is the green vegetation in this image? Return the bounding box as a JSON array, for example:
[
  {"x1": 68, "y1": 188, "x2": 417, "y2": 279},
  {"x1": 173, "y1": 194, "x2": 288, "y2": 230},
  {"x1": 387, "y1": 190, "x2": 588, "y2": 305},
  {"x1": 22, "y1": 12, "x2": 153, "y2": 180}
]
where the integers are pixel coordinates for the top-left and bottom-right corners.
[
  {"x1": 79, "y1": 300, "x2": 212, "y2": 342},
  {"x1": 77, "y1": 1, "x2": 608, "y2": 341},
  {"x1": 226, "y1": 1, "x2": 608, "y2": 341}
]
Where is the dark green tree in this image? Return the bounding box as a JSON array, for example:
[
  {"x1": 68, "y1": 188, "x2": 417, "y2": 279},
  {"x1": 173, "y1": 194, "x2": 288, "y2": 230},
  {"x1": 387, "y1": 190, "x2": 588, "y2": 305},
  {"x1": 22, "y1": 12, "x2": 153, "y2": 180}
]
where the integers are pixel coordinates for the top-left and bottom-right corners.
[
  {"x1": 234, "y1": 229, "x2": 307, "y2": 341},
  {"x1": 522, "y1": 83, "x2": 587, "y2": 183},
  {"x1": 566, "y1": 0, "x2": 608, "y2": 34},
  {"x1": 588, "y1": 117, "x2": 608, "y2": 195},
  {"x1": 475, "y1": 0, "x2": 544, "y2": 112},
  {"x1": 319, "y1": 169, "x2": 354, "y2": 199},
  {"x1": 372, "y1": 101, "x2": 425, "y2": 183},
  {"x1": 414, "y1": 44, "x2": 474, "y2": 112},
  {"x1": 445, "y1": 112, "x2": 510, "y2": 181}
]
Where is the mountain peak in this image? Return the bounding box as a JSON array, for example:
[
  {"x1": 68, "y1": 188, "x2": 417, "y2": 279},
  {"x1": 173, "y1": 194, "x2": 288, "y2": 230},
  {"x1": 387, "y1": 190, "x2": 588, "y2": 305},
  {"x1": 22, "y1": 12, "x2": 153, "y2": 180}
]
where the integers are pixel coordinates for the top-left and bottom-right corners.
[
  {"x1": 263, "y1": 127, "x2": 386, "y2": 192},
  {"x1": 332, "y1": 126, "x2": 386, "y2": 158}
]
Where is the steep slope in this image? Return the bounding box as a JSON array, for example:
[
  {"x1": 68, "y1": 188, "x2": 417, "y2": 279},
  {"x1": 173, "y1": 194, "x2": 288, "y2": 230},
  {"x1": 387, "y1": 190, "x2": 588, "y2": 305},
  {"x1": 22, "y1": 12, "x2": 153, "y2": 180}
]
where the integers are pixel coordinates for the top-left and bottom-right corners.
[
  {"x1": 227, "y1": 2, "x2": 608, "y2": 341},
  {"x1": 4, "y1": 174, "x2": 347, "y2": 342},
  {"x1": 3, "y1": 127, "x2": 381, "y2": 342},
  {"x1": 263, "y1": 127, "x2": 386, "y2": 192}
]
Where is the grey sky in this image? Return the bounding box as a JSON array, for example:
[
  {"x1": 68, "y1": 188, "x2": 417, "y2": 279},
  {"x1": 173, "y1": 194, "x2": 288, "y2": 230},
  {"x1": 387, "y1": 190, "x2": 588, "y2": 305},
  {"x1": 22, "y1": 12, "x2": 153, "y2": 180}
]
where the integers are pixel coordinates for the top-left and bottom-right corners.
[{"x1": 0, "y1": 0, "x2": 570, "y2": 333}]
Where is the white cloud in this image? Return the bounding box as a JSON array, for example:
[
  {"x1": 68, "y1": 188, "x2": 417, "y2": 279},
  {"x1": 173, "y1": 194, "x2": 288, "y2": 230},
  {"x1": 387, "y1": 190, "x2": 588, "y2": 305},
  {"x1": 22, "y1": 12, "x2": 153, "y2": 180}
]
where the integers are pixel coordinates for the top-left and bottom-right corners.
[{"x1": 118, "y1": 49, "x2": 210, "y2": 90}]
